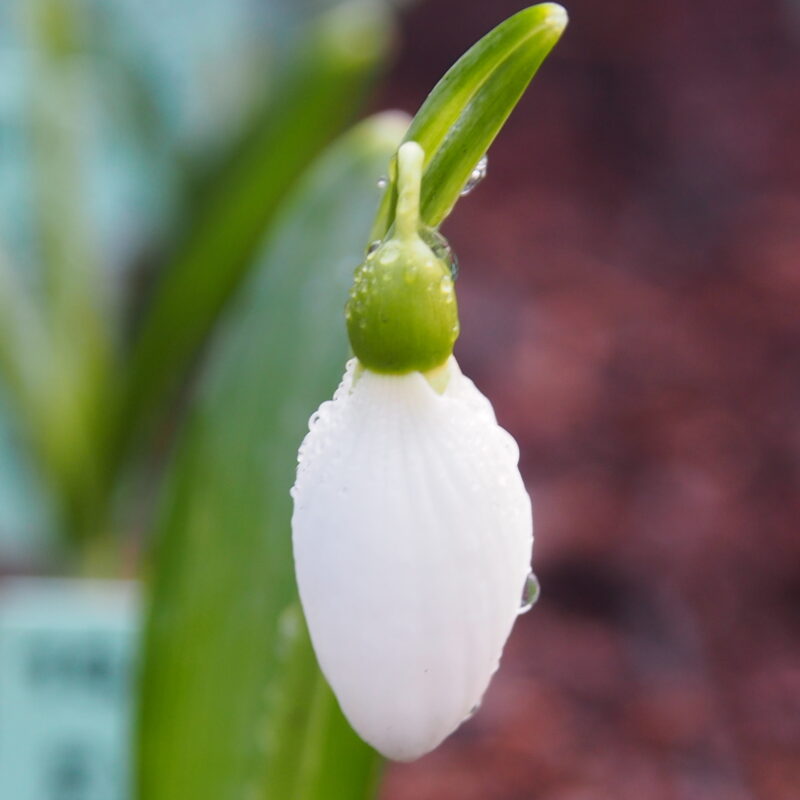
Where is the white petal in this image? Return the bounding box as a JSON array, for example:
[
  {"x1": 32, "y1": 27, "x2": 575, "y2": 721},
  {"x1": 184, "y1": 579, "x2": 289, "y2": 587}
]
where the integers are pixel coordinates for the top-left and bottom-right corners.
[{"x1": 291, "y1": 357, "x2": 532, "y2": 761}]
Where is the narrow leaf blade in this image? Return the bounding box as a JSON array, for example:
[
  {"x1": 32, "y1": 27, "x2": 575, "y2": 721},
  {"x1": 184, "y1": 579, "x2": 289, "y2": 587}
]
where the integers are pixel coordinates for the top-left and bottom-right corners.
[
  {"x1": 135, "y1": 111, "x2": 407, "y2": 800},
  {"x1": 370, "y1": 2, "x2": 566, "y2": 238}
]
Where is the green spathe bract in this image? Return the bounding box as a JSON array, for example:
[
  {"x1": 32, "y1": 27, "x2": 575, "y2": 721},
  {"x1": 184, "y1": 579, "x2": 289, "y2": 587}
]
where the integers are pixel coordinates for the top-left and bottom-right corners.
[
  {"x1": 370, "y1": 3, "x2": 568, "y2": 240},
  {"x1": 346, "y1": 142, "x2": 459, "y2": 373}
]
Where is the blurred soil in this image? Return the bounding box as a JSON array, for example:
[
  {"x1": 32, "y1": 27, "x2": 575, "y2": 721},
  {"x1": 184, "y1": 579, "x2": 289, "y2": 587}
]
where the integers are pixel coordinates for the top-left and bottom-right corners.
[{"x1": 375, "y1": 0, "x2": 800, "y2": 797}]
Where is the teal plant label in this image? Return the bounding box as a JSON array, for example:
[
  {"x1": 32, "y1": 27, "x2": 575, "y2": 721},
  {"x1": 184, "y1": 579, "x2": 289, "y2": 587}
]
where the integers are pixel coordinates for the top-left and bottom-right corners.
[{"x1": 0, "y1": 579, "x2": 139, "y2": 800}]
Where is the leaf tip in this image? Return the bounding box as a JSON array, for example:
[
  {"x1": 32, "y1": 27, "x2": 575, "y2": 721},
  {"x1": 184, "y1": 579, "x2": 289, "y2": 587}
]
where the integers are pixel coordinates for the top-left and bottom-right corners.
[
  {"x1": 365, "y1": 111, "x2": 410, "y2": 150},
  {"x1": 539, "y1": 3, "x2": 569, "y2": 35},
  {"x1": 317, "y1": 0, "x2": 394, "y2": 69}
]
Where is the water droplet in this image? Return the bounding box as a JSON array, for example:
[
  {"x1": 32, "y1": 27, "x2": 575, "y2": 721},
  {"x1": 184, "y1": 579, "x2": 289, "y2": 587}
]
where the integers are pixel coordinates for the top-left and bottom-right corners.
[
  {"x1": 420, "y1": 227, "x2": 459, "y2": 279},
  {"x1": 518, "y1": 571, "x2": 540, "y2": 614},
  {"x1": 379, "y1": 249, "x2": 398, "y2": 266},
  {"x1": 440, "y1": 277, "x2": 453, "y2": 295},
  {"x1": 460, "y1": 154, "x2": 488, "y2": 196},
  {"x1": 449, "y1": 251, "x2": 459, "y2": 280},
  {"x1": 377, "y1": 176, "x2": 388, "y2": 190},
  {"x1": 366, "y1": 240, "x2": 382, "y2": 256}
]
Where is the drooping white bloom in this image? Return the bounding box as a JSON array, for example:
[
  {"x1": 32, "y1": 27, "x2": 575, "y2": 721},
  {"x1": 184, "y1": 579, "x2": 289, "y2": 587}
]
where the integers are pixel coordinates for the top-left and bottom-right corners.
[{"x1": 291, "y1": 356, "x2": 533, "y2": 761}]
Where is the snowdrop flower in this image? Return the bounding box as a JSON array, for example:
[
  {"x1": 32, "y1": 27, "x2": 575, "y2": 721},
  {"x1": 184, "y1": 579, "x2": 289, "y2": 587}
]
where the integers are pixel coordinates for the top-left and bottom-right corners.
[{"x1": 292, "y1": 142, "x2": 534, "y2": 761}]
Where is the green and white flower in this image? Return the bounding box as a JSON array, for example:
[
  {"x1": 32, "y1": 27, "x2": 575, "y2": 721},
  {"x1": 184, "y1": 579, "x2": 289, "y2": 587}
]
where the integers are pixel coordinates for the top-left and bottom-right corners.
[{"x1": 291, "y1": 142, "x2": 533, "y2": 761}]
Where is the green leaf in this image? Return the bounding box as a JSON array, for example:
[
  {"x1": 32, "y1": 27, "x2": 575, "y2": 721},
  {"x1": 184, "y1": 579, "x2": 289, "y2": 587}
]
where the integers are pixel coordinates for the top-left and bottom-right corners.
[
  {"x1": 120, "y1": 1, "x2": 393, "y2": 459},
  {"x1": 370, "y1": 2, "x2": 567, "y2": 239},
  {"x1": 261, "y1": 606, "x2": 382, "y2": 800},
  {"x1": 5, "y1": 0, "x2": 119, "y2": 546},
  {"x1": 0, "y1": 243, "x2": 111, "y2": 548},
  {"x1": 135, "y1": 111, "x2": 408, "y2": 800}
]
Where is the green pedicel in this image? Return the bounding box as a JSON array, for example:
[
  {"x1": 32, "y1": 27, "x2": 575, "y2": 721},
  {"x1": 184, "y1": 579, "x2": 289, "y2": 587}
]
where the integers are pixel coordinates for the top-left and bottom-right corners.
[{"x1": 346, "y1": 142, "x2": 459, "y2": 374}]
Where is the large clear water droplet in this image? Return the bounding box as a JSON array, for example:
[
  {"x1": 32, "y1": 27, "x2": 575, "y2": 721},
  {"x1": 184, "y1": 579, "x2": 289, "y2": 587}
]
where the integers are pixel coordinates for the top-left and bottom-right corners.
[
  {"x1": 518, "y1": 571, "x2": 540, "y2": 614},
  {"x1": 420, "y1": 227, "x2": 459, "y2": 279},
  {"x1": 460, "y1": 154, "x2": 488, "y2": 196}
]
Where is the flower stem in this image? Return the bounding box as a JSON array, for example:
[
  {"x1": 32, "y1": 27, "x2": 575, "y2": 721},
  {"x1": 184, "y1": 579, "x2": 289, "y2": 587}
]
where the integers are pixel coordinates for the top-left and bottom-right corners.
[{"x1": 395, "y1": 142, "x2": 424, "y2": 241}]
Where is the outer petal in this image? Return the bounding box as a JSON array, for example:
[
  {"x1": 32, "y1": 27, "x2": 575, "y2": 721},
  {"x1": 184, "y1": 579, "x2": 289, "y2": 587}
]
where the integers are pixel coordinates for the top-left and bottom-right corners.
[{"x1": 291, "y1": 358, "x2": 532, "y2": 761}]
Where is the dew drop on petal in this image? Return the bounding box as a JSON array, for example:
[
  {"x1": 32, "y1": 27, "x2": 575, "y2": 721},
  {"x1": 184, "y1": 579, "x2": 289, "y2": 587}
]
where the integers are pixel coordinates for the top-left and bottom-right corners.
[
  {"x1": 460, "y1": 154, "x2": 488, "y2": 196},
  {"x1": 377, "y1": 176, "x2": 388, "y2": 189},
  {"x1": 366, "y1": 240, "x2": 382, "y2": 256},
  {"x1": 464, "y1": 704, "x2": 480, "y2": 721},
  {"x1": 518, "y1": 571, "x2": 540, "y2": 614}
]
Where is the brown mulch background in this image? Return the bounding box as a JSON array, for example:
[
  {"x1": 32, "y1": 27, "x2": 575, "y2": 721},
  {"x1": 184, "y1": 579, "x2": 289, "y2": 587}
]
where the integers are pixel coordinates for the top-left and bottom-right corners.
[{"x1": 375, "y1": 1, "x2": 800, "y2": 798}]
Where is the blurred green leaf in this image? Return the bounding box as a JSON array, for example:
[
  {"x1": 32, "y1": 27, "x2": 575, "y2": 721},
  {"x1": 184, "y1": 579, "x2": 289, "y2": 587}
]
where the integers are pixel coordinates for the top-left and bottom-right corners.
[
  {"x1": 261, "y1": 606, "x2": 382, "y2": 800},
  {"x1": 0, "y1": 242, "x2": 110, "y2": 551},
  {"x1": 0, "y1": 254, "x2": 58, "y2": 559},
  {"x1": 9, "y1": 0, "x2": 119, "y2": 545},
  {"x1": 0, "y1": 253, "x2": 39, "y2": 412},
  {"x1": 371, "y1": 2, "x2": 567, "y2": 239},
  {"x1": 136, "y1": 111, "x2": 408, "y2": 800},
  {"x1": 121, "y1": 1, "x2": 393, "y2": 459}
]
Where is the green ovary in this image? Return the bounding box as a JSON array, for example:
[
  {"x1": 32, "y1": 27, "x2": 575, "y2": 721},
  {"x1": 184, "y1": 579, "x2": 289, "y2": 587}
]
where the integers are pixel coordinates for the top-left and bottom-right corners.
[{"x1": 346, "y1": 236, "x2": 459, "y2": 373}]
